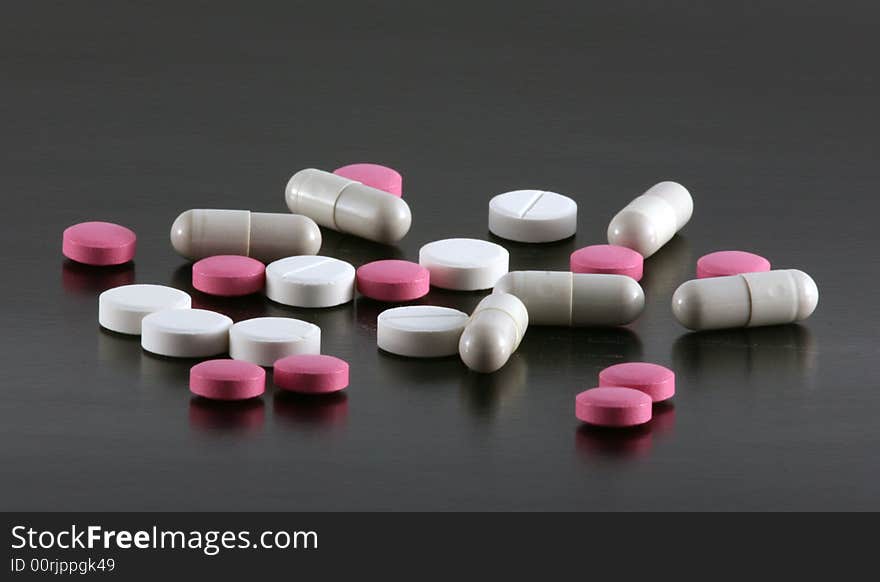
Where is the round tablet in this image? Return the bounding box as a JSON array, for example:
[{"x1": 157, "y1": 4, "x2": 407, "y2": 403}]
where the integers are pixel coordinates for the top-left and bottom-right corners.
[
  {"x1": 229, "y1": 317, "x2": 321, "y2": 366},
  {"x1": 265, "y1": 256, "x2": 356, "y2": 308},
  {"x1": 98, "y1": 284, "x2": 192, "y2": 335},
  {"x1": 274, "y1": 354, "x2": 350, "y2": 394},
  {"x1": 141, "y1": 308, "x2": 233, "y2": 358},
  {"x1": 488, "y1": 190, "x2": 578, "y2": 243},
  {"x1": 190, "y1": 359, "x2": 265, "y2": 400},
  {"x1": 570, "y1": 244, "x2": 644, "y2": 281},
  {"x1": 598, "y1": 362, "x2": 675, "y2": 402},
  {"x1": 377, "y1": 305, "x2": 469, "y2": 357},
  {"x1": 333, "y1": 163, "x2": 403, "y2": 197},
  {"x1": 62, "y1": 221, "x2": 136, "y2": 266},
  {"x1": 192, "y1": 255, "x2": 265, "y2": 296},
  {"x1": 356, "y1": 260, "x2": 430, "y2": 301},
  {"x1": 418, "y1": 238, "x2": 509, "y2": 290},
  {"x1": 697, "y1": 250, "x2": 771, "y2": 279},
  {"x1": 575, "y1": 387, "x2": 653, "y2": 427}
]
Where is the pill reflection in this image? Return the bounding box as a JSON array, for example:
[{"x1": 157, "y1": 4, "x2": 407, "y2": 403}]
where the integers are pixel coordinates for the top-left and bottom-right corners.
[
  {"x1": 319, "y1": 229, "x2": 405, "y2": 264},
  {"x1": 575, "y1": 402, "x2": 675, "y2": 460},
  {"x1": 188, "y1": 397, "x2": 265, "y2": 433},
  {"x1": 273, "y1": 391, "x2": 348, "y2": 429},
  {"x1": 62, "y1": 260, "x2": 135, "y2": 294},
  {"x1": 519, "y1": 326, "x2": 643, "y2": 371},
  {"x1": 460, "y1": 354, "x2": 528, "y2": 419},
  {"x1": 639, "y1": 234, "x2": 692, "y2": 299},
  {"x1": 488, "y1": 232, "x2": 578, "y2": 272},
  {"x1": 672, "y1": 324, "x2": 816, "y2": 385}
]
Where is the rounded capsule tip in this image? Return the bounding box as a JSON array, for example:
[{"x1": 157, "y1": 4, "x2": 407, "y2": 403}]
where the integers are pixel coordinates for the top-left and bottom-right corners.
[
  {"x1": 170, "y1": 209, "x2": 194, "y2": 259},
  {"x1": 789, "y1": 269, "x2": 819, "y2": 320},
  {"x1": 607, "y1": 211, "x2": 658, "y2": 257},
  {"x1": 671, "y1": 280, "x2": 702, "y2": 330},
  {"x1": 459, "y1": 324, "x2": 514, "y2": 374}
]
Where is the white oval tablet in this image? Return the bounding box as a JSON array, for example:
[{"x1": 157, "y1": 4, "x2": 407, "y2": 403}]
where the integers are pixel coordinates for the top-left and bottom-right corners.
[
  {"x1": 98, "y1": 284, "x2": 192, "y2": 335},
  {"x1": 229, "y1": 317, "x2": 321, "y2": 366},
  {"x1": 377, "y1": 306, "x2": 469, "y2": 357},
  {"x1": 265, "y1": 256, "x2": 356, "y2": 308},
  {"x1": 141, "y1": 308, "x2": 232, "y2": 358},
  {"x1": 488, "y1": 189, "x2": 577, "y2": 243},
  {"x1": 418, "y1": 238, "x2": 509, "y2": 290}
]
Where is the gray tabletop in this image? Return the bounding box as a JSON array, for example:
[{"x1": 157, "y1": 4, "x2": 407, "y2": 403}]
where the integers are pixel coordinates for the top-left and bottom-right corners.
[{"x1": 2, "y1": 1, "x2": 878, "y2": 510}]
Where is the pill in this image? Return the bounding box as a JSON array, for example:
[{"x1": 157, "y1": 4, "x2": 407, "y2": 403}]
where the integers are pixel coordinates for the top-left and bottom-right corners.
[
  {"x1": 672, "y1": 269, "x2": 818, "y2": 330},
  {"x1": 99, "y1": 284, "x2": 191, "y2": 335},
  {"x1": 493, "y1": 271, "x2": 644, "y2": 326},
  {"x1": 356, "y1": 260, "x2": 430, "y2": 302},
  {"x1": 488, "y1": 189, "x2": 577, "y2": 243},
  {"x1": 285, "y1": 168, "x2": 412, "y2": 244},
  {"x1": 265, "y1": 256, "x2": 356, "y2": 308},
  {"x1": 333, "y1": 163, "x2": 403, "y2": 197},
  {"x1": 141, "y1": 308, "x2": 233, "y2": 358},
  {"x1": 575, "y1": 387, "x2": 653, "y2": 427},
  {"x1": 570, "y1": 244, "x2": 644, "y2": 281},
  {"x1": 190, "y1": 359, "x2": 266, "y2": 400},
  {"x1": 377, "y1": 305, "x2": 469, "y2": 358},
  {"x1": 192, "y1": 255, "x2": 265, "y2": 296},
  {"x1": 696, "y1": 250, "x2": 771, "y2": 279},
  {"x1": 229, "y1": 317, "x2": 321, "y2": 366},
  {"x1": 274, "y1": 354, "x2": 350, "y2": 394},
  {"x1": 419, "y1": 238, "x2": 509, "y2": 290},
  {"x1": 62, "y1": 221, "x2": 137, "y2": 266},
  {"x1": 607, "y1": 181, "x2": 693, "y2": 258},
  {"x1": 599, "y1": 362, "x2": 675, "y2": 402},
  {"x1": 459, "y1": 293, "x2": 528, "y2": 373},
  {"x1": 170, "y1": 209, "x2": 321, "y2": 262}
]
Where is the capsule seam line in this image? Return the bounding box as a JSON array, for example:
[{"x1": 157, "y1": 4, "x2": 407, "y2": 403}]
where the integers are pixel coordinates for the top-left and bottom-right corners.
[
  {"x1": 331, "y1": 181, "x2": 359, "y2": 231},
  {"x1": 740, "y1": 273, "x2": 755, "y2": 327},
  {"x1": 473, "y1": 307, "x2": 524, "y2": 340}
]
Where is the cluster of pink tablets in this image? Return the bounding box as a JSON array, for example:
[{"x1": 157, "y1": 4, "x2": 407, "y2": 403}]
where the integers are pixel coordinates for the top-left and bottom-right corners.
[{"x1": 63, "y1": 162, "x2": 809, "y2": 431}]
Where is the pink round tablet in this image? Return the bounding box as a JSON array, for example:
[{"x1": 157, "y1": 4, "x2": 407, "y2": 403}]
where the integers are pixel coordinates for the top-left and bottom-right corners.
[
  {"x1": 274, "y1": 354, "x2": 350, "y2": 394},
  {"x1": 575, "y1": 387, "x2": 652, "y2": 427},
  {"x1": 62, "y1": 221, "x2": 137, "y2": 266},
  {"x1": 192, "y1": 255, "x2": 265, "y2": 296},
  {"x1": 599, "y1": 362, "x2": 675, "y2": 402},
  {"x1": 190, "y1": 359, "x2": 266, "y2": 401},
  {"x1": 570, "y1": 244, "x2": 644, "y2": 281},
  {"x1": 697, "y1": 250, "x2": 771, "y2": 278},
  {"x1": 334, "y1": 163, "x2": 403, "y2": 196},
  {"x1": 356, "y1": 260, "x2": 430, "y2": 301}
]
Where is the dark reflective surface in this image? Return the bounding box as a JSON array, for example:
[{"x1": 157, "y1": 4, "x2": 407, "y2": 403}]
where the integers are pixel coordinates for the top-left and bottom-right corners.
[{"x1": 2, "y1": 1, "x2": 879, "y2": 510}]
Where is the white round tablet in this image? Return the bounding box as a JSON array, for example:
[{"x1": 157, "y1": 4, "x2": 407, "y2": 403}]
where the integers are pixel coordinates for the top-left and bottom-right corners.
[
  {"x1": 488, "y1": 189, "x2": 577, "y2": 243},
  {"x1": 418, "y1": 238, "x2": 509, "y2": 290},
  {"x1": 265, "y1": 256, "x2": 356, "y2": 308},
  {"x1": 229, "y1": 317, "x2": 321, "y2": 366},
  {"x1": 377, "y1": 306, "x2": 469, "y2": 358},
  {"x1": 98, "y1": 284, "x2": 192, "y2": 335},
  {"x1": 141, "y1": 308, "x2": 232, "y2": 358}
]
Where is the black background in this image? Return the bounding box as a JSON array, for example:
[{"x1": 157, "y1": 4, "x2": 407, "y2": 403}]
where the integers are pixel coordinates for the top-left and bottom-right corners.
[{"x1": 1, "y1": 1, "x2": 878, "y2": 511}]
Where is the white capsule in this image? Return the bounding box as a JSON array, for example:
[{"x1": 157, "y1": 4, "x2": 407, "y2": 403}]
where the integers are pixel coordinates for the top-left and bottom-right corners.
[
  {"x1": 285, "y1": 169, "x2": 412, "y2": 244},
  {"x1": 459, "y1": 293, "x2": 528, "y2": 373},
  {"x1": 493, "y1": 271, "x2": 644, "y2": 327},
  {"x1": 672, "y1": 269, "x2": 818, "y2": 331},
  {"x1": 607, "y1": 181, "x2": 693, "y2": 258},
  {"x1": 170, "y1": 209, "x2": 321, "y2": 262}
]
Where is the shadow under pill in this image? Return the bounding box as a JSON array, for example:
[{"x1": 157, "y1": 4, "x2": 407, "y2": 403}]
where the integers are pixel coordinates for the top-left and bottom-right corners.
[
  {"x1": 318, "y1": 229, "x2": 406, "y2": 265},
  {"x1": 62, "y1": 259, "x2": 135, "y2": 295},
  {"x1": 273, "y1": 391, "x2": 348, "y2": 430},
  {"x1": 459, "y1": 353, "x2": 528, "y2": 420},
  {"x1": 672, "y1": 324, "x2": 817, "y2": 387},
  {"x1": 487, "y1": 231, "x2": 578, "y2": 272},
  {"x1": 575, "y1": 423, "x2": 654, "y2": 460},
  {"x1": 640, "y1": 234, "x2": 692, "y2": 299},
  {"x1": 188, "y1": 396, "x2": 265, "y2": 433}
]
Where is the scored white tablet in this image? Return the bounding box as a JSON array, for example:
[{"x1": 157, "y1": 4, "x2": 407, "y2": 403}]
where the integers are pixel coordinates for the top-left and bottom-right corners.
[
  {"x1": 229, "y1": 317, "x2": 321, "y2": 366},
  {"x1": 418, "y1": 238, "x2": 509, "y2": 290},
  {"x1": 141, "y1": 308, "x2": 232, "y2": 358},
  {"x1": 98, "y1": 284, "x2": 192, "y2": 335},
  {"x1": 488, "y1": 189, "x2": 577, "y2": 243},
  {"x1": 377, "y1": 306, "x2": 469, "y2": 357},
  {"x1": 265, "y1": 256, "x2": 356, "y2": 308}
]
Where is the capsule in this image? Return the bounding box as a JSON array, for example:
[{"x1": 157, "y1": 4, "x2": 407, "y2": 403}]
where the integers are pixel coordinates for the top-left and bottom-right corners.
[
  {"x1": 285, "y1": 168, "x2": 412, "y2": 244},
  {"x1": 493, "y1": 271, "x2": 644, "y2": 327},
  {"x1": 672, "y1": 269, "x2": 818, "y2": 331},
  {"x1": 171, "y1": 209, "x2": 321, "y2": 262},
  {"x1": 459, "y1": 293, "x2": 528, "y2": 373},
  {"x1": 607, "y1": 181, "x2": 693, "y2": 258}
]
